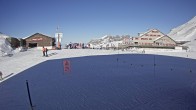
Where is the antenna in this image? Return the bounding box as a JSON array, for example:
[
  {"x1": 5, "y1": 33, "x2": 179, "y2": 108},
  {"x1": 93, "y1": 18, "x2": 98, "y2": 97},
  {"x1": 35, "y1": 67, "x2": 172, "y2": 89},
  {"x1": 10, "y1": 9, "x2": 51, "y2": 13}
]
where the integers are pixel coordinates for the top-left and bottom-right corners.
[{"x1": 56, "y1": 26, "x2": 60, "y2": 33}]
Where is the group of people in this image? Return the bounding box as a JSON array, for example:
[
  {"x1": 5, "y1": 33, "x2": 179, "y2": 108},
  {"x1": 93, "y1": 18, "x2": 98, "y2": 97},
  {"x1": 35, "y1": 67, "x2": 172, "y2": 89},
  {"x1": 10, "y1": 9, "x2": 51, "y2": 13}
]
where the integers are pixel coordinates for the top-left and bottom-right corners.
[
  {"x1": 67, "y1": 42, "x2": 85, "y2": 49},
  {"x1": 42, "y1": 46, "x2": 48, "y2": 57}
]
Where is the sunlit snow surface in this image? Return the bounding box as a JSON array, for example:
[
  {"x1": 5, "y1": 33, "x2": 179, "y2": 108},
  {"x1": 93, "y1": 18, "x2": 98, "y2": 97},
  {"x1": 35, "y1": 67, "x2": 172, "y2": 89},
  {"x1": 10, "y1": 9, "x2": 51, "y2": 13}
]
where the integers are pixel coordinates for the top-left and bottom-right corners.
[
  {"x1": 168, "y1": 16, "x2": 196, "y2": 41},
  {"x1": 0, "y1": 51, "x2": 196, "y2": 110}
]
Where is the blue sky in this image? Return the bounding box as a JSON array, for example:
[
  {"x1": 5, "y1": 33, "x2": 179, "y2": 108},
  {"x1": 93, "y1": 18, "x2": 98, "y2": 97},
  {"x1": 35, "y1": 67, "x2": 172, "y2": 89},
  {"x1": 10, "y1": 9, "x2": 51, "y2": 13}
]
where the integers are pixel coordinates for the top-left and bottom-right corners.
[{"x1": 0, "y1": 0, "x2": 196, "y2": 44}]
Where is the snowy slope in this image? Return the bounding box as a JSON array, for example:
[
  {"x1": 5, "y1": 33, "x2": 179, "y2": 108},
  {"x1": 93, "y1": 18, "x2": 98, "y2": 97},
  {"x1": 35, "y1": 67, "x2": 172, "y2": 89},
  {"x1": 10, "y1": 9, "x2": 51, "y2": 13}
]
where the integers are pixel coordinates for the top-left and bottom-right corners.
[
  {"x1": 0, "y1": 32, "x2": 10, "y2": 39},
  {"x1": 0, "y1": 33, "x2": 13, "y2": 56},
  {"x1": 183, "y1": 40, "x2": 196, "y2": 51},
  {"x1": 168, "y1": 16, "x2": 196, "y2": 41},
  {"x1": 0, "y1": 48, "x2": 195, "y2": 82},
  {"x1": 89, "y1": 35, "x2": 129, "y2": 48},
  {"x1": 0, "y1": 49, "x2": 196, "y2": 110}
]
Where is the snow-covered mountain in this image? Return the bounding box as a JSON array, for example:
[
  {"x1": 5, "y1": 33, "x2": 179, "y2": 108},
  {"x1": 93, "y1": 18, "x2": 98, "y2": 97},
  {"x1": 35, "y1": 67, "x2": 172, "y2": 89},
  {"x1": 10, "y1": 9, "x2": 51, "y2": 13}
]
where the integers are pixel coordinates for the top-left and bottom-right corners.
[
  {"x1": 0, "y1": 33, "x2": 13, "y2": 56},
  {"x1": 168, "y1": 16, "x2": 196, "y2": 41},
  {"x1": 88, "y1": 35, "x2": 130, "y2": 48},
  {"x1": 89, "y1": 35, "x2": 127, "y2": 45},
  {"x1": 183, "y1": 40, "x2": 196, "y2": 52},
  {"x1": 0, "y1": 32, "x2": 10, "y2": 39}
]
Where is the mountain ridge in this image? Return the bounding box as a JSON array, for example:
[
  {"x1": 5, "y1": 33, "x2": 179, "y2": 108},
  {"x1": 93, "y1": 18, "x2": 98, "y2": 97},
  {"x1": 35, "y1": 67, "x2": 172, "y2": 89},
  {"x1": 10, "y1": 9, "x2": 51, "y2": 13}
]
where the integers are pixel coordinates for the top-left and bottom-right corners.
[{"x1": 168, "y1": 16, "x2": 196, "y2": 41}]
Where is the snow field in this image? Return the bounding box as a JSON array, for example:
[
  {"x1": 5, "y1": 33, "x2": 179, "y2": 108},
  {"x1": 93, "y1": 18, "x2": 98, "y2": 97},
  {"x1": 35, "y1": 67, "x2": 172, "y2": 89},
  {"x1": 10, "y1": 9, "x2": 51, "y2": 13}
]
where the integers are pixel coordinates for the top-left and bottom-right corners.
[{"x1": 0, "y1": 49, "x2": 196, "y2": 110}]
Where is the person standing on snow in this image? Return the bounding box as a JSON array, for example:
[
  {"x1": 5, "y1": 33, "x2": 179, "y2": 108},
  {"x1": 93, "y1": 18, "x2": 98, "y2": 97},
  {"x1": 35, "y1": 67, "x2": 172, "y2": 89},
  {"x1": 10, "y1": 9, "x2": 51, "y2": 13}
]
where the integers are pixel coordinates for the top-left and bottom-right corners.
[
  {"x1": 45, "y1": 48, "x2": 48, "y2": 57},
  {"x1": 42, "y1": 46, "x2": 45, "y2": 56},
  {"x1": 0, "y1": 71, "x2": 3, "y2": 80}
]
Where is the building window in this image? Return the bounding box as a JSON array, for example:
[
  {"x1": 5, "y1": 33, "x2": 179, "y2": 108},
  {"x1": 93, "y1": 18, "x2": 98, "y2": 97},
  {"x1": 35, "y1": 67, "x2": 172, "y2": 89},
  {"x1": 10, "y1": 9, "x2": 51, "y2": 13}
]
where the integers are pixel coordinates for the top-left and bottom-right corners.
[{"x1": 141, "y1": 38, "x2": 148, "y2": 40}]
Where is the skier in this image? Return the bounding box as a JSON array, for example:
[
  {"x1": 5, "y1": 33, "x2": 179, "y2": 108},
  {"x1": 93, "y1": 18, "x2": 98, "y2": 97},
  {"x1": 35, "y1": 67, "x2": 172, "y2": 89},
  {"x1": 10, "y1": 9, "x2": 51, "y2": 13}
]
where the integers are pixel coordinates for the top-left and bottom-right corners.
[
  {"x1": 45, "y1": 48, "x2": 48, "y2": 57},
  {"x1": 69, "y1": 42, "x2": 72, "y2": 49},
  {"x1": 42, "y1": 46, "x2": 45, "y2": 56},
  {"x1": 82, "y1": 43, "x2": 85, "y2": 49},
  {"x1": 0, "y1": 71, "x2": 3, "y2": 80},
  {"x1": 142, "y1": 49, "x2": 145, "y2": 54}
]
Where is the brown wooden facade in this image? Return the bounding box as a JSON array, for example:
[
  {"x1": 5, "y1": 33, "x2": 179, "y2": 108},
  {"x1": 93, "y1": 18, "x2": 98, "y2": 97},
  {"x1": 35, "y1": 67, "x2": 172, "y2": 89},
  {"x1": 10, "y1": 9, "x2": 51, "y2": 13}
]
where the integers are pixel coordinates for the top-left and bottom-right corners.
[
  {"x1": 25, "y1": 33, "x2": 55, "y2": 49},
  {"x1": 6, "y1": 37, "x2": 20, "y2": 48}
]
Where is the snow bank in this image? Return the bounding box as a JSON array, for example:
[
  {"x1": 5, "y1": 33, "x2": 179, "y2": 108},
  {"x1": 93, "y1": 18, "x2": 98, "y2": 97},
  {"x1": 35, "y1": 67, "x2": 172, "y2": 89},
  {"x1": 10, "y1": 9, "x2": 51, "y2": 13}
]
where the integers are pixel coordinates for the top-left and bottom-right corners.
[
  {"x1": 0, "y1": 34, "x2": 13, "y2": 56},
  {"x1": 183, "y1": 40, "x2": 196, "y2": 52}
]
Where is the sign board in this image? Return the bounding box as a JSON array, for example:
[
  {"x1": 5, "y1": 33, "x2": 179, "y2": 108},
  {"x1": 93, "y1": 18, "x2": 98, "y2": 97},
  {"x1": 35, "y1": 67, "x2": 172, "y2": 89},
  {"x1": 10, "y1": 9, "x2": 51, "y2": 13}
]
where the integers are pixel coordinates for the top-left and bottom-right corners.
[
  {"x1": 32, "y1": 38, "x2": 43, "y2": 41},
  {"x1": 63, "y1": 60, "x2": 71, "y2": 72}
]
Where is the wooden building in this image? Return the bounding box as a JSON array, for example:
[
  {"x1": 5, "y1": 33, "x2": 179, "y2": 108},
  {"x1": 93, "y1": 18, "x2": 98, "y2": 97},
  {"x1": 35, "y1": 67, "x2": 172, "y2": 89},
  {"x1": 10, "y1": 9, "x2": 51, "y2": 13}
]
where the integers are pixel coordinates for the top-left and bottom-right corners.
[
  {"x1": 153, "y1": 35, "x2": 176, "y2": 47},
  {"x1": 132, "y1": 29, "x2": 176, "y2": 48},
  {"x1": 119, "y1": 29, "x2": 177, "y2": 49},
  {"x1": 6, "y1": 37, "x2": 20, "y2": 49},
  {"x1": 25, "y1": 33, "x2": 55, "y2": 49}
]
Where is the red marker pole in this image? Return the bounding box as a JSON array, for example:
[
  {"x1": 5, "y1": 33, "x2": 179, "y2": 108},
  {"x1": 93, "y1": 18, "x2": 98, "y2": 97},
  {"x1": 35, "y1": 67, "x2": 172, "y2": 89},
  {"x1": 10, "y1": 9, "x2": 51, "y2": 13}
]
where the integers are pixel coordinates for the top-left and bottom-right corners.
[{"x1": 63, "y1": 60, "x2": 71, "y2": 73}]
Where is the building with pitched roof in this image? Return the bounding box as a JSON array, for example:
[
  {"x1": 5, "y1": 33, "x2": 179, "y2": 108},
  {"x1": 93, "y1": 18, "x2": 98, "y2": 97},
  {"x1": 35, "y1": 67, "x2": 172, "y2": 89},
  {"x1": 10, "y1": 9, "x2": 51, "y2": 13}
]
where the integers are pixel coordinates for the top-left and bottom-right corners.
[
  {"x1": 119, "y1": 29, "x2": 177, "y2": 49},
  {"x1": 132, "y1": 29, "x2": 176, "y2": 48},
  {"x1": 24, "y1": 33, "x2": 55, "y2": 49}
]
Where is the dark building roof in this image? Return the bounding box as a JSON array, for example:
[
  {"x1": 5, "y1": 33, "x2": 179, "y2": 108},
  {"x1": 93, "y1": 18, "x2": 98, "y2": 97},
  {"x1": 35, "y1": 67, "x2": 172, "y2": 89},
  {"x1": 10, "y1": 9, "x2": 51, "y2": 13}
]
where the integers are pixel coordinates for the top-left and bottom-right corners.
[{"x1": 25, "y1": 33, "x2": 54, "y2": 40}]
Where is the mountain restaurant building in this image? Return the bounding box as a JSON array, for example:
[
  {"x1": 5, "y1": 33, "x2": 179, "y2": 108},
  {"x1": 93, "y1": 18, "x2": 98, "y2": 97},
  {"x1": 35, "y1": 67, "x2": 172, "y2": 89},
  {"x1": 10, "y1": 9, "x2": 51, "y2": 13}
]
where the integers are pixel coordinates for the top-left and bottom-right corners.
[
  {"x1": 25, "y1": 33, "x2": 55, "y2": 49},
  {"x1": 132, "y1": 29, "x2": 176, "y2": 48}
]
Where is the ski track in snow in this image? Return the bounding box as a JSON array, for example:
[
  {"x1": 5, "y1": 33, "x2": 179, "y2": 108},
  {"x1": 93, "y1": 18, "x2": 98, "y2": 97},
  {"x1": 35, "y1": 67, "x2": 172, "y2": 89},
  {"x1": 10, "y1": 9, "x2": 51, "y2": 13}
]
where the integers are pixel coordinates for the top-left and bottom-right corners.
[{"x1": 0, "y1": 49, "x2": 196, "y2": 110}]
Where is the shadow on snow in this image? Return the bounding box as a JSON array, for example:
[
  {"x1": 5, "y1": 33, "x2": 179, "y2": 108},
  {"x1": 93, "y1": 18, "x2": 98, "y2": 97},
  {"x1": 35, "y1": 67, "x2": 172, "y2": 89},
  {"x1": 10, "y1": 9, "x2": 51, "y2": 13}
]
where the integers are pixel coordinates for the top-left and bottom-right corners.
[{"x1": 0, "y1": 54, "x2": 196, "y2": 110}]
